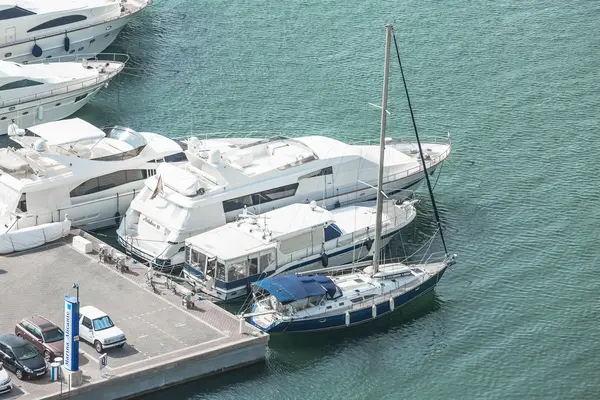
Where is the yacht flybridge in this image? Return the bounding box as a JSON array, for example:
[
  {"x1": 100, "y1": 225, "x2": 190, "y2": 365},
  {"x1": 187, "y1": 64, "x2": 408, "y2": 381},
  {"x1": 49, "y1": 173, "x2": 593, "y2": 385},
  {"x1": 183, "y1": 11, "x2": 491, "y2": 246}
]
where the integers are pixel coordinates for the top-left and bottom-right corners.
[
  {"x1": 0, "y1": 0, "x2": 150, "y2": 63},
  {"x1": 0, "y1": 118, "x2": 187, "y2": 233},
  {"x1": 0, "y1": 55, "x2": 126, "y2": 135},
  {"x1": 183, "y1": 198, "x2": 417, "y2": 301},
  {"x1": 117, "y1": 134, "x2": 451, "y2": 269}
]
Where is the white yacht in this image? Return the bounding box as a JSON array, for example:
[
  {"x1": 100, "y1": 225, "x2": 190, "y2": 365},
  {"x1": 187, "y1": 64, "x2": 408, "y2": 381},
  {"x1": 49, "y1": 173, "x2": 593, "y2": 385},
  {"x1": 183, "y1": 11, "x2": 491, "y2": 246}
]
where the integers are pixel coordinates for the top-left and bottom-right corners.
[
  {"x1": 0, "y1": 55, "x2": 125, "y2": 135},
  {"x1": 183, "y1": 198, "x2": 417, "y2": 301},
  {"x1": 0, "y1": 0, "x2": 150, "y2": 63},
  {"x1": 0, "y1": 118, "x2": 187, "y2": 233},
  {"x1": 117, "y1": 134, "x2": 451, "y2": 270}
]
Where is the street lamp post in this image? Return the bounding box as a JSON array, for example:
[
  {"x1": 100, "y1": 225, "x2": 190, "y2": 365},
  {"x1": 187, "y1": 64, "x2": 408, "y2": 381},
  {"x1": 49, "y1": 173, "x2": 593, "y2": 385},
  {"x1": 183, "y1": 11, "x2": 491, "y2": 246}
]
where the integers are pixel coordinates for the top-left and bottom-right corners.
[{"x1": 72, "y1": 283, "x2": 79, "y2": 306}]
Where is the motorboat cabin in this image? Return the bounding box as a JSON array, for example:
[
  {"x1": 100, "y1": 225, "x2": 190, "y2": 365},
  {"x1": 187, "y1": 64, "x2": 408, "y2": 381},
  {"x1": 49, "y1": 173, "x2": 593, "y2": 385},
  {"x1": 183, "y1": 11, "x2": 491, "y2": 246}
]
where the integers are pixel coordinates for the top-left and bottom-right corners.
[{"x1": 183, "y1": 198, "x2": 417, "y2": 301}]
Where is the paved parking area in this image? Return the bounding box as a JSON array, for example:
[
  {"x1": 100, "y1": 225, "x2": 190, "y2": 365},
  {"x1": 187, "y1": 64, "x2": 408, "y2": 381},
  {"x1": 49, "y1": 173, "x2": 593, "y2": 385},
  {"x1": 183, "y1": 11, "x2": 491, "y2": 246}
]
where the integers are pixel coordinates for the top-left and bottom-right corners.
[{"x1": 0, "y1": 235, "x2": 264, "y2": 399}]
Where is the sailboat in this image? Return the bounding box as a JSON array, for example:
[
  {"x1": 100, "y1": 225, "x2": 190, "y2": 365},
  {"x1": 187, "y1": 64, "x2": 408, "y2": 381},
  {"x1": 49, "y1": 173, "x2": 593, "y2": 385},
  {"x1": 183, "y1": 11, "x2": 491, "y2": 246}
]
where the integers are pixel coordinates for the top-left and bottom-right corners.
[{"x1": 244, "y1": 24, "x2": 457, "y2": 333}]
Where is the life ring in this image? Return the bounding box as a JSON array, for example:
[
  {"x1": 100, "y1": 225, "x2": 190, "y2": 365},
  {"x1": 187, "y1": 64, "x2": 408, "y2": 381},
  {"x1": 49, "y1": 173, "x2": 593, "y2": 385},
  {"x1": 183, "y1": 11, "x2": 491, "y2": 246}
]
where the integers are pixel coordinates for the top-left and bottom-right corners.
[
  {"x1": 321, "y1": 253, "x2": 329, "y2": 267},
  {"x1": 32, "y1": 43, "x2": 42, "y2": 58},
  {"x1": 114, "y1": 211, "x2": 121, "y2": 226},
  {"x1": 365, "y1": 238, "x2": 374, "y2": 252},
  {"x1": 64, "y1": 36, "x2": 70, "y2": 52}
]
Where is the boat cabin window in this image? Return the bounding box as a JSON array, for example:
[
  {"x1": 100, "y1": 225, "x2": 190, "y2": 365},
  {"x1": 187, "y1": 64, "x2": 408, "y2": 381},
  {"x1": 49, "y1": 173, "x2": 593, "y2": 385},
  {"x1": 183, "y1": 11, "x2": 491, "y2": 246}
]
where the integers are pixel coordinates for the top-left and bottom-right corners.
[
  {"x1": 298, "y1": 166, "x2": 333, "y2": 180},
  {"x1": 215, "y1": 261, "x2": 226, "y2": 282},
  {"x1": 0, "y1": 79, "x2": 43, "y2": 91},
  {"x1": 227, "y1": 260, "x2": 247, "y2": 282},
  {"x1": 248, "y1": 257, "x2": 258, "y2": 276},
  {"x1": 27, "y1": 15, "x2": 88, "y2": 32},
  {"x1": 70, "y1": 170, "x2": 149, "y2": 198},
  {"x1": 189, "y1": 248, "x2": 207, "y2": 272},
  {"x1": 164, "y1": 152, "x2": 187, "y2": 163},
  {"x1": 222, "y1": 183, "x2": 299, "y2": 212},
  {"x1": 17, "y1": 193, "x2": 26, "y2": 212},
  {"x1": 0, "y1": 6, "x2": 36, "y2": 20},
  {"x1": 259, "y1": 253, "x2": 273, "y2": 272}
]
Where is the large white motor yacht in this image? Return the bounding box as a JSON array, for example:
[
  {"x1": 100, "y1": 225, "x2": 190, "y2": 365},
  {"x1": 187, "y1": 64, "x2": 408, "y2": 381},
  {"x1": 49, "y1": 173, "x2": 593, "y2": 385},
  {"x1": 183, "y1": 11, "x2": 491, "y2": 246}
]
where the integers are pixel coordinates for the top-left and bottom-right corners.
[
  {"x1": 117, "y1": 134, "x2": 452, "y2": 269},
  {"x1": 0, "y1": 118, "x2": 187, "y2": 233},
  {"x1": 0, "y1": 55, "x2": 126, "y2": 135},
  {"x1": 0, "y1": 0, "x2": 150, "y2": 63}
]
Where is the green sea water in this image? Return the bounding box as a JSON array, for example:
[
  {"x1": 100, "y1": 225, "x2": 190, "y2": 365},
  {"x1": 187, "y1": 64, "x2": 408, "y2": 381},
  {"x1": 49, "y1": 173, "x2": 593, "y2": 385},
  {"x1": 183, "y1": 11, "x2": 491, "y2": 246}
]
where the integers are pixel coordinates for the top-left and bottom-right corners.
[{"x1": 72, "y1": 0, "x2": 600, "y2": 398}]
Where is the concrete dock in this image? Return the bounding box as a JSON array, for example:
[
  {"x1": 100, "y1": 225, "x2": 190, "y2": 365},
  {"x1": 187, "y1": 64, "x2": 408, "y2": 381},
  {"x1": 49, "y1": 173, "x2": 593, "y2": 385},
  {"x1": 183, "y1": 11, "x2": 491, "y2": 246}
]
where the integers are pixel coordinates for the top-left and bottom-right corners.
[{"x1": 0, "y1": 232, "x2": 268, "y2": 399}]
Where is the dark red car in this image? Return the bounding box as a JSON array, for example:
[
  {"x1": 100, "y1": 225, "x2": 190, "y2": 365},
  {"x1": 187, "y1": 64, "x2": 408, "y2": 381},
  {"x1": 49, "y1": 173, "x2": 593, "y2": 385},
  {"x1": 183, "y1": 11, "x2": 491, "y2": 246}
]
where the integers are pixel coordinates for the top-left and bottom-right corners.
[{"x1": 14, "y1": 316, "x2": 64, "y2": 362}]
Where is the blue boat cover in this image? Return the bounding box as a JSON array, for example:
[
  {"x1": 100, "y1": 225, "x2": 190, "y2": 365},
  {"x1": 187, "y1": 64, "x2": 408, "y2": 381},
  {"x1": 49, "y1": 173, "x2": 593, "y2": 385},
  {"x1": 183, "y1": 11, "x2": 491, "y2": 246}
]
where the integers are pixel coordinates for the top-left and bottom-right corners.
[{"x1": 253, "y1": 274, "x2": 339, "y2": 303}]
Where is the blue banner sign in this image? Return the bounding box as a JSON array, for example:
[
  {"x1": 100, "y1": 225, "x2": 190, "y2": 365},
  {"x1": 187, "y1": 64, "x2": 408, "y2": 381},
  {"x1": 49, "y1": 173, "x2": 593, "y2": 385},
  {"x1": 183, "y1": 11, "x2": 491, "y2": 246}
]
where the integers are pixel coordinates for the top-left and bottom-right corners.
[{"x1": 63, "y1": 296, "x2": 79, "y2": 371}]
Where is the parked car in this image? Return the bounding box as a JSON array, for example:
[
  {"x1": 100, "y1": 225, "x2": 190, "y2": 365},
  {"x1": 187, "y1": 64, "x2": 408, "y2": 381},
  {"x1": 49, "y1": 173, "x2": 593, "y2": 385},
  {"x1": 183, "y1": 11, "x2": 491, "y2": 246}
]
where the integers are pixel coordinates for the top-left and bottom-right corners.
[
  {"x1": 15, "y1": 316, "x2": 64, "y2": 362},
  {"x1": 79, "y1": 306, "x2": 126, "y2": 353},
  {"x1": 0, "y1": 334, "x2": 46, "y2": 380},
  {"x1": 0, "y1": 362, "x2": 12, "y2": 395}
]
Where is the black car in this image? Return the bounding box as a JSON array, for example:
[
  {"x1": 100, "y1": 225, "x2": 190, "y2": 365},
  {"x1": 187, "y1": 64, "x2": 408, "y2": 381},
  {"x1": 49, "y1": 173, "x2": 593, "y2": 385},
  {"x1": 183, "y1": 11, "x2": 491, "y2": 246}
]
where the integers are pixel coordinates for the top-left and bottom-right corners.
[{"x1": 0, "y1": 334, "x2": 47, "y2": 380}]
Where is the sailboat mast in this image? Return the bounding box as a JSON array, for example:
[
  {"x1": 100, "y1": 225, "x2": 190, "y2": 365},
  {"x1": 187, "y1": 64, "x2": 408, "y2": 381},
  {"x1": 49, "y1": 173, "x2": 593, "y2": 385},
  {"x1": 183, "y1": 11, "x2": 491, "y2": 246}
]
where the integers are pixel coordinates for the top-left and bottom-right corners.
[
  {"x1": 373, "y1": 24, "x2": 392, "y2": 274},
  {"x1": 391, "y1": 29, "x2": 449, "y2": 256}
]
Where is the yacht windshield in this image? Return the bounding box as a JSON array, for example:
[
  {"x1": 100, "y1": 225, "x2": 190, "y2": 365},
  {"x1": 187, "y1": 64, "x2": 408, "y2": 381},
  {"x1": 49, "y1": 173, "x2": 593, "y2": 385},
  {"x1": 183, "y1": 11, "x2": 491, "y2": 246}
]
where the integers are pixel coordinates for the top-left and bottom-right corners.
[
  {"x1": 13, "y1": 344, "x2": 39, "y2": 361},
  {"x1": 93, "y1": 316, "x2": 114, "y2": 331},
  {"x1": 42, "y1": 328, "x2": 64, "y2": 343},
  {"x1": 103, "y1": 126, "x2": 147, "y2": 149}
]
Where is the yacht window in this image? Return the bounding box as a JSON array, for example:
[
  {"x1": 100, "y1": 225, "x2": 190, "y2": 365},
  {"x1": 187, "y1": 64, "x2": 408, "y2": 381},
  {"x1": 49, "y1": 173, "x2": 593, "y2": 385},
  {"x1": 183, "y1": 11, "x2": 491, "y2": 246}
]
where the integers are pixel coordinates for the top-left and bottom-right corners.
[
  {"x1": 70, "y1": 170, "x2": 149, "y2": 197},
  {"x1": 74, "y1": 93, "x2": 88, "y2": 103},
  {"x1": 0, "y1": 6, "x2": 36, "y2": 20},
  {"x1": 164, "y1": 152, "x2": 187, "y2": 163},
  {"x1": 0, "y1": 79, "x2": 43, "y2": 91},
  {"x1": 248, "y1": 257, "x2": 259, "y2": 276},
  {"x1": 97, "y1": 171, "x2": 128, "y2": 192},
  {"x1": 215, "y1": 261, "x2": 226, "y2": 281},
  {"x1": 298, "y1": 166, "x2": 333, "y2": 180},
  {"x1": 227, "y1": 260, "x2": 248, "y2": 282},
  {"x1": 27, "y1": 15, "x2": 87, "y2": 32},
  {"x1": 258, "y1": 253, "x2": 272, "y2": 272},
  {"x1": 222, "y1": 183, "x2": 299, "y2": 212},
  {"x1": 17, "y1": 193, "x2": 26, "y2": 212}
]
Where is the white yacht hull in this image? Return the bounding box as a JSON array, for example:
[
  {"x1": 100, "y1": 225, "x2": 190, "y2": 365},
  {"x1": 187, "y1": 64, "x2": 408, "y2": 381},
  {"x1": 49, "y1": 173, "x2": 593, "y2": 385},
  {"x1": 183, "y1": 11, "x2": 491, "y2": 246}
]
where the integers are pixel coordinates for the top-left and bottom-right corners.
[
  {"x1": 0, "y1": 86, "x2": 103, "y2": 136},
  {"x1": 118, "y1": 165, "x2": 436, "y2": 268},
  {"x1": 1, "y1": 15, "x2": 135, "y2": 64},
  {"x1": 3, "y1": 188, "x2": 141, "y2": 234}
]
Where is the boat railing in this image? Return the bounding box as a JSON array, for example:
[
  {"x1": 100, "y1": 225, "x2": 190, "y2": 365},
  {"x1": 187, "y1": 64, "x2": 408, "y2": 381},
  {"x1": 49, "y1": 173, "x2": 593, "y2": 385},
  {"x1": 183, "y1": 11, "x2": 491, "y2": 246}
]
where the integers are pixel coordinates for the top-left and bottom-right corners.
[
  {"x1": 1, "y1": 53, "x2": 129, "y2": 109},
  {"x1": 349, "y1": 274, "x2": 427, "y2": 311},
  {"x1": 25, "y1": 52, "x2": 130, "y2": 66},
  {"x1": 171, "y1": 132, "x2": 451, "y2": 148},
  {"x1": 5, "y1": 189, "x2": 140, "y2": 232},
  {"x1": 380, "y1": 251, "x2": 449, "y2": 266},
  {"x1": 335, "y1": 133, "x2": 452, "y2": 147}
]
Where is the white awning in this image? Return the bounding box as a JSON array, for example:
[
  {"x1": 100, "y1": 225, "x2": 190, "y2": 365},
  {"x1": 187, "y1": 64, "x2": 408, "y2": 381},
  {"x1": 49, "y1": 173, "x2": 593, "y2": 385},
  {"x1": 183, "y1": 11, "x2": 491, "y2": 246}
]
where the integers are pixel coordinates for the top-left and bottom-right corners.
[{"x1": 27, "y1": 118, "x2": 105, "y2": 146}]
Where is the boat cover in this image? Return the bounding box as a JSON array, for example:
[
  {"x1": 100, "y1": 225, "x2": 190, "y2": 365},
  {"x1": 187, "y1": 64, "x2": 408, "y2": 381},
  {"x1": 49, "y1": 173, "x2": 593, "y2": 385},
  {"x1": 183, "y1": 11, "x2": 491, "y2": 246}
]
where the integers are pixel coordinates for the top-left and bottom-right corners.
[
  {"x1": 253, "y1": 274, "x2": 338, "y2": 303},
  {"x1": 0, "y1": 219, "x2": 71, "y2": 254}
]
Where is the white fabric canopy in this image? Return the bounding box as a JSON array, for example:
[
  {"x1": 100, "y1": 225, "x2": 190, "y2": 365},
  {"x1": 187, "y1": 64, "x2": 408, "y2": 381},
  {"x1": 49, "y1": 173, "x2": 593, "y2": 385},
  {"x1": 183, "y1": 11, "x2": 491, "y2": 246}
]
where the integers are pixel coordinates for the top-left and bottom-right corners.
[
  {"x1": 0, "y1": 219, "x2": 71, "y2": 254},
  {"x1": 28, "y1": 118, "x2": 105, "y2": 146}
]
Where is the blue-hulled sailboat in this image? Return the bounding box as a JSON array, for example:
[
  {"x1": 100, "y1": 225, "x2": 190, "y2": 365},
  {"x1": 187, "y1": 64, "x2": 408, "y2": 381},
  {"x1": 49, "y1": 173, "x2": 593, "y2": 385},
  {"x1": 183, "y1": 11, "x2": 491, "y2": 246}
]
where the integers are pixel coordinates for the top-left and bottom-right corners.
[{"x1": 244, "y1": 24, "x2": 456, "y2": 333}]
